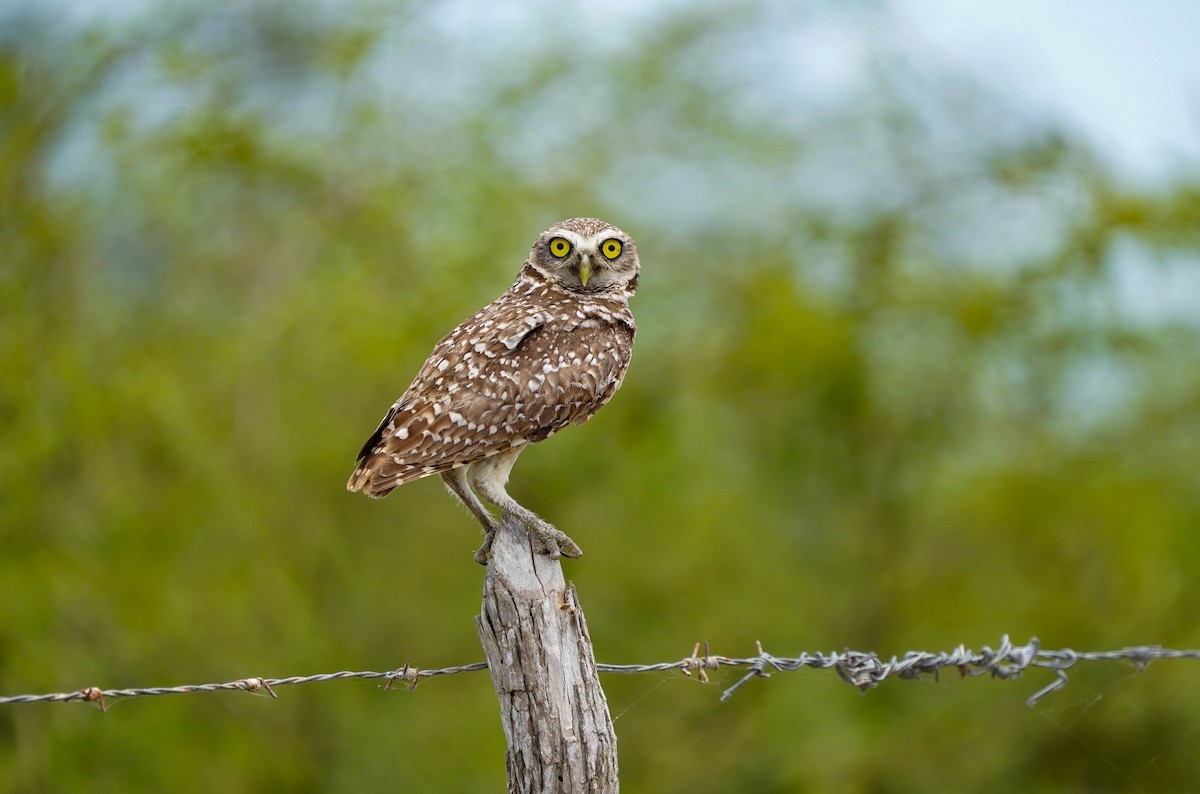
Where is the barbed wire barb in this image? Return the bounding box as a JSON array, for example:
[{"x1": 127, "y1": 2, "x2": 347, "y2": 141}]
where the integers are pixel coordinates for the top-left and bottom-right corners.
[{"x1": 2, "y1": 638, "x2": 1197, "y2": 710}]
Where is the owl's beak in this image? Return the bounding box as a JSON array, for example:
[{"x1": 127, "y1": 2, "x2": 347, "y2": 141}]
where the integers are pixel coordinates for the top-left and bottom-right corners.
[{"x1": 577, "y1": 256, "x2": 593, "y2": 287}]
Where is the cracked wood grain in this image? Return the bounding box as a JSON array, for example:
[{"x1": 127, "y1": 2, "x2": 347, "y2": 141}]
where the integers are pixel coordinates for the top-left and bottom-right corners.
[{"x1": 476, "y1": 515, "x2": 618, "y2": 793}]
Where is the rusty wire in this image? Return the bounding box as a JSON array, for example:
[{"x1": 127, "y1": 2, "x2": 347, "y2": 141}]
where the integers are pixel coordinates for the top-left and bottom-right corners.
[{"x1": 1, "y1": 636, "x2": 1194, "y2": 711}]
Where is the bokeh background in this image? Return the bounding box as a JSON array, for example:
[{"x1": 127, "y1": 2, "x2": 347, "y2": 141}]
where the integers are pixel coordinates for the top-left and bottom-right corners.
[{"x1": 3, "y1": 1, "x2": 1200, "y2": 790}]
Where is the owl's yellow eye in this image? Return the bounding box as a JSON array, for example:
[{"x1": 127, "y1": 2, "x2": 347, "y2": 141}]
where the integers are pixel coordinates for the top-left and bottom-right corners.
[
  {"x1": 600, "y1": 239, "x2": 623, "y2": 260},
  {"x1": 549, "y1": 237, "x2": 572, "y2": 258}
]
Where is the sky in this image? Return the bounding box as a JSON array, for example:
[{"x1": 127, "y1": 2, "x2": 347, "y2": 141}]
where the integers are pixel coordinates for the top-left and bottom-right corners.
[{"x1": 895, "y1": 0, "x2": 1200, "y2": 181}]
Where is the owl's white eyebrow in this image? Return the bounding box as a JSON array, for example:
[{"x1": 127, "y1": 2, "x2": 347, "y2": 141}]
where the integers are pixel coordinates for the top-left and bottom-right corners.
[{"x1": 547, "y1": 230, "x2": 586, "y2": 247}]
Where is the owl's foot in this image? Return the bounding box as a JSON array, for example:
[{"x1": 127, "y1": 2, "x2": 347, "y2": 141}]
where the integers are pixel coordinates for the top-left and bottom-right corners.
[
  {"x1": 473, "y1": 529, "x2": 495, "y2": 566},
  {"x1": 476, "y1": 505, "x2": 583, "y2": 563},
  {"x1": 523, "y1": 516, "x2": 583, "y2": 560}
]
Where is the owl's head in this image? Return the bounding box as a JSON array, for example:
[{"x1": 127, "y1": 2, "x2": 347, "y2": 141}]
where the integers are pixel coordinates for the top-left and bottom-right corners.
[{"x1": 529, "y1": 217, "x2": 639, "y2": 297}]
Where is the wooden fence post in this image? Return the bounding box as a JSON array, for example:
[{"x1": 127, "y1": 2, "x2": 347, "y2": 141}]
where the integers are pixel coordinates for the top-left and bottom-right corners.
[{"x1": 475, "y1": 515, "x2": 619, "y2": 793}]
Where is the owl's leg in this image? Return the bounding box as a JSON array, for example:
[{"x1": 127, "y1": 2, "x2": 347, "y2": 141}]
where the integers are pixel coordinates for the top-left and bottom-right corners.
[
  {"x1": 469, "y1": 447, "x2": 583, "y2": 560},
  {"x1": 440, "y1": 467, "x2": 497, "y2": 565}
]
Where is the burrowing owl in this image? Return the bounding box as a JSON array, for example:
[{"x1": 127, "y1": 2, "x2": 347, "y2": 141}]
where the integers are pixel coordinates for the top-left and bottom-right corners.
[{"x1": 347, "y1": 217, "x2": 639, "y2": 564}]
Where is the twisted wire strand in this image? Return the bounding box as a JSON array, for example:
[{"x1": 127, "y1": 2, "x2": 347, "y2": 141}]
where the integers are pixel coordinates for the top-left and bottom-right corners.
[{"x1": 2, "y1": 636, "x2": 1195, "y2": 711}]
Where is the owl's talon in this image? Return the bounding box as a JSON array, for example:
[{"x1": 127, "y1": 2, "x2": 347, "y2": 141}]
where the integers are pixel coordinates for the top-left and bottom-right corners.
[
  {"x1": 473, "y1": 531, "x2": 495, "y2": 565},
  {"x1": 528, "y1": 521, "x2": 582, "y2": 560}
]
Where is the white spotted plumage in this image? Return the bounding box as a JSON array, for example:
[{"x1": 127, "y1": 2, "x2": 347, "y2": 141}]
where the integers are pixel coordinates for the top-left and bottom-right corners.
[{"x1": 347, "y1": 217, "x2": 640, "y2": 563}]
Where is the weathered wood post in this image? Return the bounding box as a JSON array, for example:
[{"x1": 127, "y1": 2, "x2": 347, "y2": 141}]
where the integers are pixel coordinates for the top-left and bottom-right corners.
[{"x1": 476, "y1": 515, "x2": 619, "y2": 793}]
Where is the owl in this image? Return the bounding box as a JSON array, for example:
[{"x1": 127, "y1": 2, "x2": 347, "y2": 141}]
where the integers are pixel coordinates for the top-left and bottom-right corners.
[{"x1": 347, "y1": 217, "x2": 640, "y2": 564}]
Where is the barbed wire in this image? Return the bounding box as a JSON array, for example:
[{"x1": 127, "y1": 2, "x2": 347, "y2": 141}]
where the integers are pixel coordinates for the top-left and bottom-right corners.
[{"x1": 1, "y1": 636, "x2": 1194, "y2": 712}]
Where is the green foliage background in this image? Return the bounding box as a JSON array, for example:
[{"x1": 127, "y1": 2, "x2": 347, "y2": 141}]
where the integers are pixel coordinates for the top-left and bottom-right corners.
[{"x1": 3, "y1": 1, "x2": 1200, "y2": 790}]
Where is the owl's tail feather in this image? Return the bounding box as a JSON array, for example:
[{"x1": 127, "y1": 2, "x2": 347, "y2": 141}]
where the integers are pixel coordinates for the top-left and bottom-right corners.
[
  {"x1": 346, "y1": 463, "x2": 397, "y2": 498},
  {"x1": 347, "y1": 455, "x2": 447, "y2": 498}
]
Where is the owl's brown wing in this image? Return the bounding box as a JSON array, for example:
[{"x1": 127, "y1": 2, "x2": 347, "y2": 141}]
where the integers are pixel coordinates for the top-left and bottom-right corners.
[{"x1": 347, "y1": 309, "x2": 633, "y2": 497}]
